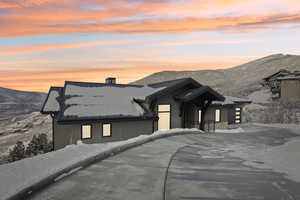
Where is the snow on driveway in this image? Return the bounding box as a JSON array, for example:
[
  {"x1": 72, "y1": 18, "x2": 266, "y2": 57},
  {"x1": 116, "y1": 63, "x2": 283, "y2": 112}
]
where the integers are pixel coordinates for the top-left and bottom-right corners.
[
  {"x1": 251, "y1": 138, "x2": 300, "y2": 183},
  {"x1": 254, "y1": 123, "x2": 300, "y2": 135},
  {"x1": 0, "y1": 128, "x2": 201, "y2": 200},
  {"x1": 215, "y1": 127, "x2": 245, "y2": 133}
]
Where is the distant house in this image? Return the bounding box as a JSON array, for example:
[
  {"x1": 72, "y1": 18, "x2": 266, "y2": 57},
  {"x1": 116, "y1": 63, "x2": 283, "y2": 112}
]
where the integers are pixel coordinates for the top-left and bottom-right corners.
[
  {"x1": 41, "y1": 78, "x2": 249, "y2": 150},
  {"x1": 204, "y1": 96, "x2": 252, "y2": 130},
  {"x1": 263, "y1": 70, "x2": 300, "y2": 100}
]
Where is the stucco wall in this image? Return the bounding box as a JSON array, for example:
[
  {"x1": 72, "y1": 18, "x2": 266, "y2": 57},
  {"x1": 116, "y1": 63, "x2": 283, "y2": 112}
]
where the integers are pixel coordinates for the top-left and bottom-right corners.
[
  {"x1": 281, "y1": 80, "x2": 300, "y2": 100},
  {"x1": 53, "y1": 119, "x2": 153, "y2": 150},
  {"x1": 153, "y1": 94, "x2": 182, "y2": 130}
]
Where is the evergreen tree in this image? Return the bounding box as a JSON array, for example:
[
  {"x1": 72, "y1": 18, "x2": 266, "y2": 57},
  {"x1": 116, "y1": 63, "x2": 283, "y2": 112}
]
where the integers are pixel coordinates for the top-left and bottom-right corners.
[
  {"x1": 8, "y1": 141, "x2": 26, "y2": 162},
  {"x1": 26, "y1": 135, "x2": 40, "y2": 156},
  {"x1": 37, "y1": 133, "x2": 52, "y2": 153},
  {"x1": 26, "y1": 134, "x2": 53, "y2": 156}
]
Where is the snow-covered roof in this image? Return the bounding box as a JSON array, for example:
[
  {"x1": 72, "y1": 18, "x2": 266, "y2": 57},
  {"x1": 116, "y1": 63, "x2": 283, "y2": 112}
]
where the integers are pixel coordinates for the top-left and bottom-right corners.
[
  {"x1": 212, "y1": 96, "x2": 251, "y2": 106},
  {"x1": 41, "y1": 87, "x2": 62, "y2": 113},
  {"x1": 60, "y1": 82, "x2": 165, "y2": 120},
  {"x1": 41, "y1": 78, "x2": 225, "y2": 121}
]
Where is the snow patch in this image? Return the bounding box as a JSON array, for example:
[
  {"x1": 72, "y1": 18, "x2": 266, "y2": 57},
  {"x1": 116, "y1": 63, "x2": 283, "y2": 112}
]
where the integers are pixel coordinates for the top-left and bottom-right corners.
[
  {"x1": 253, "y1": 123, "x2": 300, "y2": 135},
  {"x1": 247, "y1": 89, "x2": 271, "y2": 104},
  {"x1": 63, "y1": 84, "x2": 165, "y2": 118},
  {"x1": 43, "y1": 90, "x2": 60, "y2": 112},
  {"x1": 215, "y1": 127, "x2": 245, "y2": 133},
  {"x1": 251, "y1": 138, "x2": 300, "y2": 183}
]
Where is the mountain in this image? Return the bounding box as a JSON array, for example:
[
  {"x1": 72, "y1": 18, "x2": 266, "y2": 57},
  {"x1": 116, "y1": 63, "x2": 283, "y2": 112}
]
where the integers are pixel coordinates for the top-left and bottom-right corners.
[
  {"x1": 0, "y1": 87, "x2": 46, "y2": 118},
  {"x1": 133, "y1": 54, "x2": 300, "y2": 97}
]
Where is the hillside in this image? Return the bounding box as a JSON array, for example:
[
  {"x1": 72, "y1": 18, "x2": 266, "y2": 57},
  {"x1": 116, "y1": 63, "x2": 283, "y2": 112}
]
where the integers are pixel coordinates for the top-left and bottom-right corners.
[
  {"x1": 133, "y1": 54, "x2": 300, "y2": 97},
  {"x1": 0, "y1": 87, "x2": 46, "y2": 118}
]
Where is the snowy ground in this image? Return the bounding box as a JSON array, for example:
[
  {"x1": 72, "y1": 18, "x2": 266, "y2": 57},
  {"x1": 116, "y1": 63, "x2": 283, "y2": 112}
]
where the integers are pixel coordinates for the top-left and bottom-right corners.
[
  {"x1": 253, "y1": 123, "x2": 300, "y2": 135},
  {"x1": 27, "y1": 126, "x2": 300, "y2": 200},
  {"x1": 0, "y1": 128, "x2": 201, "y2": 200},
  {"x1": 251, "y1": 138, "x2": 300, "y2": 183},
  {"x1": 215, "y1": 127, "x2": 245, "y2": 133},
  {"x1": 0, "y1": 112, "x2": 51, "y2": 161}
]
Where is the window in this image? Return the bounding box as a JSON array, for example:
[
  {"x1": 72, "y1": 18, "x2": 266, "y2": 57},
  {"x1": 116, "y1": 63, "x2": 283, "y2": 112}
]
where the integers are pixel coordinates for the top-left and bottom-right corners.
[
  {"x1": 235, "y1": 107, "x2": 242, "y2": 124},
  {"x1": 102, "y1": 124, "x2": 111, "y2": 137},
  {"x1": 158, "y1": 104, "x2": 171, "y2": 131},
  {"x1": 215, "y1": 109, "x2": 221, "y2": 122},
  {"x1": 81, "y1": 125, "x2": 91, "y2": 139},
  {"x1": 158, "y1": 105, "x2": 170, "y2": 112},
  {"x1": 198, "y1": 110, "x2": 202, "y2": 123}
]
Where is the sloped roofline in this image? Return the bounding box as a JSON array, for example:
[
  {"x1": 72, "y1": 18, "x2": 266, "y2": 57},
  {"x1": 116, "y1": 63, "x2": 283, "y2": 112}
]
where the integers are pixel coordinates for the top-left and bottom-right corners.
[
  {"x1": 40, "y1": 86, "x2": 63, "y2": 114},
  {"x1": 146, "y1": 78, "x2": 203, "y2": 101},
  {"x1": 41, "y1": 78, "x2": 225, "y2": 121}
]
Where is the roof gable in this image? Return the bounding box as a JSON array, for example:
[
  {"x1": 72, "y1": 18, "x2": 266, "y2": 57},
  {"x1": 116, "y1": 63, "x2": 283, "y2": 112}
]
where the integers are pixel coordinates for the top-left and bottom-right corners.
[
  {"x1": 40, "y1": 87, "x2": 62, "y2": 114},
  {"x1": 212, "y1": 96, "x2": 251, "y2": 106},
  {"x1": 146, "y1": 78, "x2": 203, "y2": 101}
]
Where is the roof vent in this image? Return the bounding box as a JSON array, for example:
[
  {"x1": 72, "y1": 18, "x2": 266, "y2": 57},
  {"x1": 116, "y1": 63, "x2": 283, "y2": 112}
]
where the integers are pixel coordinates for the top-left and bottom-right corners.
[{"x1": 105, "y1": 77, "x2": 116, "y2": 84}]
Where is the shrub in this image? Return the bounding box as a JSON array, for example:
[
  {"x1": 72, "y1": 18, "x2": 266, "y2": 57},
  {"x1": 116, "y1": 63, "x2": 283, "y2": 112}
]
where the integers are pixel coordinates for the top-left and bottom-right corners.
[
  {"x1": 26, "y1": 134, "x2": 52, "y2": 157},
  {"x1": 7, "y1": 134, "x2": 53, "y2": 163},
  {"x1": 8, "y1": 141, "x2": 26, "y2": 162}
]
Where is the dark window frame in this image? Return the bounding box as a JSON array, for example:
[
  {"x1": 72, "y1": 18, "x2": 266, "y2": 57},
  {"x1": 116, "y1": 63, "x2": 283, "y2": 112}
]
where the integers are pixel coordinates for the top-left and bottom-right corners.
[
  {"x1": 102, "y1": 123, "x2": 112, "y2": 137},
  {"x1": 81, "y1": 124, "x2": 92, "y2": 140}
]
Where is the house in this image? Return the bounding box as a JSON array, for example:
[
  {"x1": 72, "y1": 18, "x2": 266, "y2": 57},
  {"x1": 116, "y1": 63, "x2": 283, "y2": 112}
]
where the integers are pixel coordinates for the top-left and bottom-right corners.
[
  {"x1": 41, "y1": 78, "x2": 248, "y2": 150},
  {"x1": 204, "y1": 96, "x2": 252, "y2": 130},
  {"x1": 263, "y1": 70, "x2": 300, "y2": 100}
]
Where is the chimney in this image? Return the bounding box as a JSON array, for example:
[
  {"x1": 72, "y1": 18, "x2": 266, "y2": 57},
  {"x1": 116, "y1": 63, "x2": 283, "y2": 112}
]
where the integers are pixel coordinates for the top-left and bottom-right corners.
[{"x1": 105, "y1": 77, "x2": 116, "y2": 84}]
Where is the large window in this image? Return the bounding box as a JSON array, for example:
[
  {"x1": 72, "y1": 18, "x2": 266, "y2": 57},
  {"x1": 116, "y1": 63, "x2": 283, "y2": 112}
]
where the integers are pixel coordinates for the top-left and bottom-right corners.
[
  {"x1": 158, "y1": 105, "x2": 171, "y2": 131},
  {"x1": 102, "y1": 124, "x2": 112, "y2": 137},
  {"x1": 81, "y1": 125, "x2": 92, "y2": 139},
  {"x1": 235, "y1": 107, "x2": 241, "y2": 124},
  {"x1": 198, "y1": 109, "x2": 202, "y2": 123},
  {"x1": 215, "y1": 109, "x2": 221, "y2": 122}
]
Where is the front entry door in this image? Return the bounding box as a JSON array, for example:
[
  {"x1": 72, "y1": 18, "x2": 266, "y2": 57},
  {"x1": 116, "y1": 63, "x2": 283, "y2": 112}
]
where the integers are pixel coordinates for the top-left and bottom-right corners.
[{"x1": 158, "y1": 105, "x2": 171, "y2": 131}]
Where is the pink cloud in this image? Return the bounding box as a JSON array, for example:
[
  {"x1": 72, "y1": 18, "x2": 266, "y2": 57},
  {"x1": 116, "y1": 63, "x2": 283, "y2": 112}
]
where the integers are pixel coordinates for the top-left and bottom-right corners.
[{"x1": 0, "y1": 0, "x2": 299, "y2": 37}]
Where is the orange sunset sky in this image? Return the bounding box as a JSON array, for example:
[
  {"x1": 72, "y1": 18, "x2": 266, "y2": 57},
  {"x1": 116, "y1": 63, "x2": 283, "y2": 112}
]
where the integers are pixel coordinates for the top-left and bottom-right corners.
[{"x1": 0, "y1": 0, "x2": 300, "y2": 92}]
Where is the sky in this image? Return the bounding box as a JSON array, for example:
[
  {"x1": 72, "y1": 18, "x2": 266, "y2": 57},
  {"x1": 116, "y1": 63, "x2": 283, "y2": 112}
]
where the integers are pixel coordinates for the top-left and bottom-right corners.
[{"x1": 0, "y1": 0, "x2": 300, "y2": 92}]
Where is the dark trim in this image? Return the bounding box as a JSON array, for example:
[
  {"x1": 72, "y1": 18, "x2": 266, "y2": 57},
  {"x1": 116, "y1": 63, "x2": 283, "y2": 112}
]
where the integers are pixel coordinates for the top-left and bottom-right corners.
[
  {"x1": 51, "y1": 115, "x2": 55, "y2": 150},
  {"x1": 152, "y1": 119, "x2": 155, "y2": 133},
  {"x1": 102, "y1": 123, "x2": 112, "y2": 137},
  {"x1": 57, "y1": 116, "x2": 156, "y2": 125},
  {"x1": 81, "y1": 124, "x2": 92, "y2": 140},
  {"x1": 147, "y1": 78, "x2": 203, "y2": 101},
  {"x1": 176, "y1": 86, "x2": 225, "y2": 102}
]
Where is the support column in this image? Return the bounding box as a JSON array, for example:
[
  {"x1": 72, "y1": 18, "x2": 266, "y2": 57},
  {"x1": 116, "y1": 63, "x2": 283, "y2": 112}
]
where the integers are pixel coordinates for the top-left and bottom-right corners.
[{"x1": 200, "y1": 100, "x2": 212, "y2": 131}]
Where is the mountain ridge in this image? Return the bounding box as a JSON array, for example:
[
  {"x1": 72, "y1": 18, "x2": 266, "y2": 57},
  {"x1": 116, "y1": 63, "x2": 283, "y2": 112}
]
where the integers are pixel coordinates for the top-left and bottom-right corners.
[
  {"x1": 133, "y1": 54, "x2": 300, "y2": 97},
  {"x1": 0, "y1": 86, "x2": 46, "y2": 118}
]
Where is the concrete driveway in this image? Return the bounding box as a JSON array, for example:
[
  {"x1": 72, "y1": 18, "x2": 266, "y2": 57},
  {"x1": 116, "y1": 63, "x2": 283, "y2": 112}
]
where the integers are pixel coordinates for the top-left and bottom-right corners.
[{"x1": 29, "y1": 126, "x2": 300, "y2": 200}]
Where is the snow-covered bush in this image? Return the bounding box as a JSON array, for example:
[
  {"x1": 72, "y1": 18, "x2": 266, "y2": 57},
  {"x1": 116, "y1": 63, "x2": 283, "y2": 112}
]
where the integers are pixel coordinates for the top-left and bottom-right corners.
[
  {"x1": 8, "y1": 141, "x2": 26, "y2": 162},
  {"x1": 7, "y1": 134, "x2": 52, "y2": 163},
  {"x1": 26, "y1": 134, "x2": 52, "y2": 156}
]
